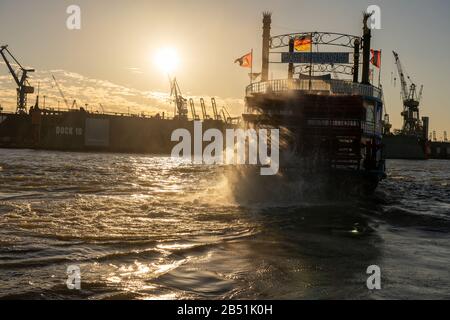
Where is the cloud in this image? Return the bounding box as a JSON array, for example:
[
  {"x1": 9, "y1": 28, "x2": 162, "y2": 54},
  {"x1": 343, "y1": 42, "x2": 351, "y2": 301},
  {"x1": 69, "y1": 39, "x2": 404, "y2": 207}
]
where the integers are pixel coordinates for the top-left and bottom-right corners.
[
  {"x1": 0, "y1": 68, "x2": 245, "y2": 117},
  {"x1": 125, "y1": 67, "x2": 145, "y2": 75}
]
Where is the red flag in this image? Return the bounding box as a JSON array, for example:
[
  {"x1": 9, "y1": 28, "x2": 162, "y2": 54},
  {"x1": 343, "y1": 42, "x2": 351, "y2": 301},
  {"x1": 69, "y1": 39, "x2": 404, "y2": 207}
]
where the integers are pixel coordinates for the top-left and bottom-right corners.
[
  {"x1": 371, "y1": 49, "x2": 381, "y2": 68},
  {"x1": 235, "y1": 52, "x2": 252, "y2": 68}
]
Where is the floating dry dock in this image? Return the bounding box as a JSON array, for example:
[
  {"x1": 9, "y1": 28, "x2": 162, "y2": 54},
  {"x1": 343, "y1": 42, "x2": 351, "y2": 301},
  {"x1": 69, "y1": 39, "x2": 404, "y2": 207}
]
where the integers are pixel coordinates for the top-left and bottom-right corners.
[{"x1": 0, "y1": 56, "x2": 236, "y2": 154}]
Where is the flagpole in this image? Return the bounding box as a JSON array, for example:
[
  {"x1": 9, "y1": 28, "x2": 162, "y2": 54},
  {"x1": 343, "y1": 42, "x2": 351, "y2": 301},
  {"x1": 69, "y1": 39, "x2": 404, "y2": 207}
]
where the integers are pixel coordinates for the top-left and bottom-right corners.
[
  {"x1": 250, "y1": 48, "x2": 254, "y2": 85},
  {"x1": 309, "y1": 32, "x2": 313, "y2": 91},
  {"x1": 378, "y1": 50, "x2": 382, "y2": 88}
]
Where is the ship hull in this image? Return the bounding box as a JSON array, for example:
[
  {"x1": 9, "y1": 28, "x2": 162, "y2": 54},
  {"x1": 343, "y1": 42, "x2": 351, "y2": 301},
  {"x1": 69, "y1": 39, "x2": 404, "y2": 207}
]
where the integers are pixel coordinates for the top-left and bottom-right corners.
[
  {"x1": 383, "y1": 135, "x2": 427, "y2": 160},
  {"x1": 243, "y1": 80, "x2": 387, "y2": 194}
]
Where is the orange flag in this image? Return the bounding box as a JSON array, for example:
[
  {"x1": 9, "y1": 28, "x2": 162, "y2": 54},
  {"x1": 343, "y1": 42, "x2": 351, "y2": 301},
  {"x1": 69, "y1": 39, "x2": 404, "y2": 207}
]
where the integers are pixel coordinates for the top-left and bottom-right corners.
[
  {"x1": 294, "y1": 36, "x2": 312, "y2": 52},
  {"x1": 235, "y1": 52, "x2": 252, "y2": 68}
]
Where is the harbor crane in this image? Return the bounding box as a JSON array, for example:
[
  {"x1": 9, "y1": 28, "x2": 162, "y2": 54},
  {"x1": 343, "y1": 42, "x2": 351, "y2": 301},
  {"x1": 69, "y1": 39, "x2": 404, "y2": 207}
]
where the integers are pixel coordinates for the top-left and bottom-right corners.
[
  {"x1": 189, "y1": 99, "x2": 200, "y2": 121},
  {"x1": 169, "y1": 77, "x2": 188, "y2": 120},
  {"x1": 52, "y1": 74, "x2": 79, "y2": 110},
  {"x1": 221, "y1": 105, "x2": 240, "y2": 125},
  {"x1": 393, "y1": 51, "x2": 424, "y2": 135},
  {"x1": 200, "y1": 98, "x2": 211, "y2": 120},
  {"x1": 52, "y1": 75, "x2": 70, "y2": 109},
  {"x1": 0, "y1": 45, "x2": 35, "y2": 114},
  {"x1": 211, "y1": 98, "x2": 222, "y2": 121}
]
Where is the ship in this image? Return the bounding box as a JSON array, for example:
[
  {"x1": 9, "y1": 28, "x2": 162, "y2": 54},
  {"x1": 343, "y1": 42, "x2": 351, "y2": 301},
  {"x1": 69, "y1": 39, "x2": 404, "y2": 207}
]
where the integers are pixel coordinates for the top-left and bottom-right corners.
[
  {"x1": 2, "y1": 12, "x2": 387, "y2": 193},
  {"x1": 0, "y1": 45, "x2": 238, "y2": 154},
  {"x1": 240, "y1": 12, "x2": 386, "y2": 194},
  {"x1": 382, "y1": 51, "x2": 430, "y2": 160}
]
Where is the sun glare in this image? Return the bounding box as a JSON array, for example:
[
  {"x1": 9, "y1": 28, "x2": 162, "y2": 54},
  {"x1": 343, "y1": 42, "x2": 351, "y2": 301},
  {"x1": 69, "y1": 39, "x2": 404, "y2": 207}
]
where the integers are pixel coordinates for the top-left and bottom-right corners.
[{"x1": 154, "y1": 48, "x2": 179, "y2": 75}]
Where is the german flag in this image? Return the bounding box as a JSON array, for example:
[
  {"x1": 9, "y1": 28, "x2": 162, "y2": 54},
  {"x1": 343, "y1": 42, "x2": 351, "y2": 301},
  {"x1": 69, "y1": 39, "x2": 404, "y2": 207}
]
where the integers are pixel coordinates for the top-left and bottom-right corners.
[
  {"x1": 234, "y1": 52, "x2": 252, "y2": 68},
  {"x1": 371, "y1": 49, "x2": 381, "y2": 68},
  {"x1": 294, "y1": 36, "x2": 312, "y2": 52}
]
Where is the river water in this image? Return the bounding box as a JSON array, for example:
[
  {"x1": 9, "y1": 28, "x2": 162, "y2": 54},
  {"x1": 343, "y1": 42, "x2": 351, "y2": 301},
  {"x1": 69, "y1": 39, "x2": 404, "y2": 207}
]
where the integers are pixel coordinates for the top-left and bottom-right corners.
[{"x1": 0, "y1": 148, "x2": 449, "y2": 299}]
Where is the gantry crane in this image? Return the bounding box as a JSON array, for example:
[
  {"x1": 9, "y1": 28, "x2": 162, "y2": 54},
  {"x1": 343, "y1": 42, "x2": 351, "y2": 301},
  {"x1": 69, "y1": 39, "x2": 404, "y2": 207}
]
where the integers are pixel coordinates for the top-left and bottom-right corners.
[
  {"x1": 211, "y1": 98, "x2": 221, "y2": 121},
  {"x1": 200, "y1": 98, "x2": 210, "y2": 120},
  {"x1": 0, "y1": 45, "x2": 35, "y2": 114},
  {"x1": 189, "y1": 99, "x2": 200, "y2": 120},
  {"x1": 393, "y1": 51, "x2": 424, "y2": 135}
]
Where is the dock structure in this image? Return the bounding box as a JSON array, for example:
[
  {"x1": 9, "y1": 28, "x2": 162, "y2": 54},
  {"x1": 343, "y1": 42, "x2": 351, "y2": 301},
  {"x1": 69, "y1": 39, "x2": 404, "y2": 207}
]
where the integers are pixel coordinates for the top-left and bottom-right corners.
[{"x1": 0, "y1": 48, "x2": 237, "y2": 154}]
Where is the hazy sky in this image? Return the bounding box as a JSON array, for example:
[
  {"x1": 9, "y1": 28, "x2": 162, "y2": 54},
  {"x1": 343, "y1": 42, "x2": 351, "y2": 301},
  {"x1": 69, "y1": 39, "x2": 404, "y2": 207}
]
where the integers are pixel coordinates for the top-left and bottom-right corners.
[{"x1": 0, "y1": 0, "x2": 449, "y2": 135}]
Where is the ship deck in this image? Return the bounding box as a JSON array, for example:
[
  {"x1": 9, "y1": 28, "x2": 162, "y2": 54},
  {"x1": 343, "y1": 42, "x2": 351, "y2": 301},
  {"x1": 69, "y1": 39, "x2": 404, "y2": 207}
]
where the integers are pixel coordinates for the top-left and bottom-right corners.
[{"x1": 246, "y1": 79, "x2": 382, "y2": 100}]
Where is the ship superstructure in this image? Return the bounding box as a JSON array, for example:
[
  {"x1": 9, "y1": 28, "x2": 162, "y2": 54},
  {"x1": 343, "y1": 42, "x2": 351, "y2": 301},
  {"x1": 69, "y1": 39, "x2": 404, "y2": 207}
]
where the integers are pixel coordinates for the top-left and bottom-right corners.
[{"x1": 242, "y1": 13, "x2": 386, "y2": 193}]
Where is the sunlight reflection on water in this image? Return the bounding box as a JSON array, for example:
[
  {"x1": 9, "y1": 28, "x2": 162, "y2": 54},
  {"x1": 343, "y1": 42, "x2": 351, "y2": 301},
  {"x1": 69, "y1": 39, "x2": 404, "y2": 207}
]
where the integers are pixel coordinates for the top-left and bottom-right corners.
[{"x1": 0, "y1": 150, "x2": 449, "y2": 299}]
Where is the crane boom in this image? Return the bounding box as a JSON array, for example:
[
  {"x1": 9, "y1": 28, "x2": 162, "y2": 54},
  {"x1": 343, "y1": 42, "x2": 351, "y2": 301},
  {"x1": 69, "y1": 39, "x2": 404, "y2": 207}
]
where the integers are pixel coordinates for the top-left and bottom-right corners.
[
  {"x1": 0, "y1": 48, "x2": 21, "y2": 86},
  {"x1": 221, "y1": 105, "x2": 240, "y2": 125},
  {"x1": 189, "y1": 98, "x2": 199, "y2": 120},
  {"x1": 211, "y1": 98, "x2": 221, "y2": 121},
  {"x1": 417, "y1": 85, "x2": 424, "y2": 103},
  {"x1": 393, "y1": 51, "x2": 409, "y2": 102},
  {"x1": 200, "y1": 98, "x2": 210, "y2": 120},
  {"x1": 52, "y1": 75, "x2": 70, "y2": 109}
]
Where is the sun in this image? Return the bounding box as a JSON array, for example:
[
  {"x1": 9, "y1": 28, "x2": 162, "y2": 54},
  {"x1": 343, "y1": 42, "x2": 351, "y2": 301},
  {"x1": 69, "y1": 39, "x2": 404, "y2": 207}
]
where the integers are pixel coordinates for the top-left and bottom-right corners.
[{"x1": 154, "y1": 47, "x2": 179, "y2": 75}]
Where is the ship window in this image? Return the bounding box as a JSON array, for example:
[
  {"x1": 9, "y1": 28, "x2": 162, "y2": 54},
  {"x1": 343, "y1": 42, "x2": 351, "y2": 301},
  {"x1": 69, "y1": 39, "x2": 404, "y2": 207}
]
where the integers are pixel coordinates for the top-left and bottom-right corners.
[
  {"x1": 366, "y1": 104, "x2": 375, "y2": 123},
  {"x1": 377, "y1": 104, "x2": 382, "y2": 121}
]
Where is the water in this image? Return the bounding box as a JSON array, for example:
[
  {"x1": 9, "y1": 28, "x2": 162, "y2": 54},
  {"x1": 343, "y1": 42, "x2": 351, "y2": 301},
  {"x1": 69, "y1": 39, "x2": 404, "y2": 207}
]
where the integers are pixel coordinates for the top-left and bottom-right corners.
[{"x1": 0, "y1": 148, "x2": 449, "y2": 299}]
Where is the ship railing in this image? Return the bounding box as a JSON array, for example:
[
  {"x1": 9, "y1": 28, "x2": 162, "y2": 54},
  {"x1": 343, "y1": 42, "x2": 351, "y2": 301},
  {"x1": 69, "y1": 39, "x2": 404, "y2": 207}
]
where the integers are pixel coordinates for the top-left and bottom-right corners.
[
  {"x1": 306, "y1": 119, "x2": 383, "y2": 136},
  {"x1": 30, "y1": 108, "x2": 170, "y2": 120},
  {"x1": 246, "y1": 79, "x2": 382, "y2": 100},
  {"x1": 362, "y1": 121, "x2": 383, "y2": 136},
  {"x1": 307, "y1": 119, "x2": 361, "y2": 128}
]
